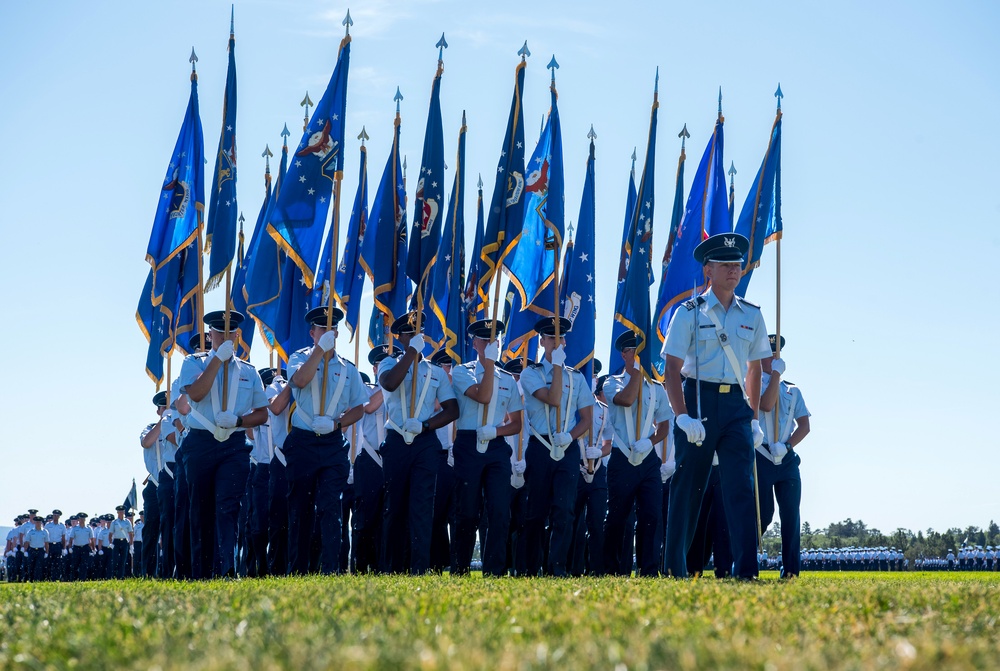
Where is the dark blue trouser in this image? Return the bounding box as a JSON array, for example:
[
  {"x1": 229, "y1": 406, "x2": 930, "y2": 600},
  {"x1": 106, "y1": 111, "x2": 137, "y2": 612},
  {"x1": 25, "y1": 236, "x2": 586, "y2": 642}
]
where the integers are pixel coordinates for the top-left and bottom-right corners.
[
  {"x1": 453, "y1": 432, "x2": 512, "y2": 576},
  {"x1": 756, "y1": 450, "x2": 802, "y2": 576},
  {"x1": 665, "y1": 380, "x2": 758, "y2": 579},
  {"x1": 284, "y1": 428, "x2": 350, "y2": 575},
  {"x1": 507, "y1": 484, "x2": 528, "y2": 575},
  {"x1": 524, "y1": 437, "x2": 578, "y2": 577},
  {"x1": 26, "y1": 548, "x2": 45, "y2": 581},
  {"x1": 268, "y1": 457, "x2": 289, "y2": 576},
  {"x1": 351, "y1": 449, "x2": 384, "y2": 573},
  {"x1": 430, "y1": 449, "x2": 455, "y2": 573},
  {"x1": 687, "y1": 466, "x2": 732, "y2": 577},
  {"x1": 248, "y1": 462, "x2": 270, "y2": 577},
  {"x1": 183, "y1": 430, "x2": 251, "y2": 579},
  {"x1": 70, "y1": 546, "x2": 90, "y2": 581},
  {"x1": 570, "y1": 463, "x2": 608, "y2": 576},
  {"x1": 381, "y1": 429, "x2": 440, "y2": 575},
  {"x1": 604, "y1": 449, "x2": 663, "y2": 576},
  {"x1": 47, "y1": 551, "x2": 63, "y2": 581},
  {"x1": 112, "y1": 541, "x2": 129, "y2": 579},
  {"x1": 142, "y1": 480, "x2": 160, "y2": 578},
  {"x1": 173, "y1": 449, "x2": 192, "y2": 579},
  {"x1": 157, "y1": 467, "x2": 176, "y2": 578}
]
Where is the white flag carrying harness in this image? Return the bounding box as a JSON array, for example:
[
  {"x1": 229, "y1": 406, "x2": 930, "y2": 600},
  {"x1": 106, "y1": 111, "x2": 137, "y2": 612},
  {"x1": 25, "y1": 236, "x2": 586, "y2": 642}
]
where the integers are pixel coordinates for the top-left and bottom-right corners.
[
  {"x1": 293, "y1": 356, "x2": 349, "y2": 429},
  {"x1": 477, "y1": 371, "x2": 500, "y2": 453},
  {"x1": 360, "y1": 406, "x2": 386, "y2": 467},
  {"x1": 580, "y1": 404, "x2": 610, "y2": 483},
  {"x1": 756, "y1": 382, "x2": 797, "y2": 463},
  {"x1": 612, "y1": 376, "x2": 656, "y2": 466},
  {"x1": 701, "y1": 305, "x2": 751, "y2": 405},
  {"x1": 529, "y1": 366, "x2": 575, "y2": 461},
  {"x1": 187, "y1": 361, "x2": 242, "y2": 442},
  {"x1": 386, "y1": 363, "x2": 434, "y2": 444}
]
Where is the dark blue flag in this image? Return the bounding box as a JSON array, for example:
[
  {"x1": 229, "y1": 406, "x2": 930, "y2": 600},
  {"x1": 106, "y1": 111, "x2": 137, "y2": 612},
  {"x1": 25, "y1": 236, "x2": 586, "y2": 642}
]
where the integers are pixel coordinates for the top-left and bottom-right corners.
[
  {"x1": 478, "y1": 56, "x2": 527, "y2": 315},
  {"x1": 656, "y1": 113, "x2": 728, "y2": 339},
  {"x1": 145, "y1": 71, "x2": 205, "y2": 309},
  {"x1": 334, "y1": 143, "x2": 369, "y2": 340},
  {"x1": 367, "y1": 302, "x2": 386, "y2": 348},
  {"x1": 137, "y1": 239, "x2": 199, "y2": 383},
  {"x1": 123, "y1": 480, "x2": 138, "y2": 513},
  {"x1": 559, "y1": 134, "x2": 596, "y2": 380},
  {"x1": 462, "y1": 176, "x2": 486, "y2": 361},
  {"x1": 205, "y1": 18, "x2": 239, "y2": 291},
  {"x1": 429, "y1": 113, "x2": 467, "y2": 361},
  {"x1": 614, "y1": 75, "x2": 659, "y2": 375},
  {"x1": 407, "y1": 57, "x2": 446, "y2": 315},
  {"x1": 267, "y1": 36, "x2": 350, "y2": 288},
  {"x1": 609, "y1": 151, "x2": 639, "y2": 376},
  {"x1": 735, "y1": 109, "x2": 782, "y2": 297},
  {"x1": 245, "y1": 129, "x2": 283, "y2": 354},
  {"x1": 652, "y1": 133, "x2": 689, "y2": 377},
  {"x1": 230, "y1": 216, "x2": 254, "y2": 359},
  {"x1": 501, "y1": 287, "x2": 539, "y2": 365}
]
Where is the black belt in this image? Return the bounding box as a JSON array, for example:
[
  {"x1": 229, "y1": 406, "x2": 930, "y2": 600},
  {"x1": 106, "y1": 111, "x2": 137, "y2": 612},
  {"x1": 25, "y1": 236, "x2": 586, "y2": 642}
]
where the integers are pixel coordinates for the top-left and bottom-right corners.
[{"x1": 683, "y1": 378, "x2": 741, "y2": 393}]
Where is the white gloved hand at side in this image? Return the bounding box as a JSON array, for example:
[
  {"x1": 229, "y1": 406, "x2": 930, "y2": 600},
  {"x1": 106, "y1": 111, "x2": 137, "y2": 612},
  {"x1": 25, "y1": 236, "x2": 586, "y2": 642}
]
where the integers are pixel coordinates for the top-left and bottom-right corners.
[
  {"x1": 477, "y1": 425, "x2": 498, "y2": 442},
  {"x1": 660, "y1": 459, "x2": 677, "y2": 482},
  {"x1": 550, "y1": 345, "x2": 567, "y2": 366},
  {"x1": 676, "y1": 414, "x2": 706, "y2": 444},
  {"x1": 769, "y1": 441, "x2": 788, "y2": 464},
  {"x1": 213, "y1": 339, "x2": 235, "y2": 362},
  {"x1": 770, "y1": 358, "x2": 786, "y2": 375},
  {"x1": 347, "y1": 466, "x2": 354, "y2": 486},
  {"x1": 447, "y1": 446, "x2": 454, "y2": 468},
  {"x1": 751, "y1": 419, "x2": 765, "y2": 449},
  {"x1": 215, "y1": 412, "x2": 238, "y2": 429},
  {"x1": 585, "y1": 446, "x2": 603, "y2": 460},
  {"x1": 484, "y1": 341, "x2": 499, "y2": 361},
  {"x1": 318, "y1": 331, "x2": 337, "y2": 353},
  {"x1": 513, "y1": 459, "x2": 527, "y2": 475},
  {"x1": 312, "y1": 417, "x2": 336, "y2": 435}
]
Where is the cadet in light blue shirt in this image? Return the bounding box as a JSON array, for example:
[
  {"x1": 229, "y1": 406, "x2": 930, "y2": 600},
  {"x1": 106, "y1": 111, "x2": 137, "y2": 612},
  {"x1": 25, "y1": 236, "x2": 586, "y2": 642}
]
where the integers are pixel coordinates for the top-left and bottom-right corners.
[
  {"x1": 23, "y1": 517, "x2": 50, "y2": 582},
  {"x1": 518, "y1": 316, "x2": 595, "y2": 577},
  {"x1": 377, "y1": 311, "x2": 459, "y2": 575},
  {"x1": 284, "y1": 306, "x2": 369, "y2": 575}
]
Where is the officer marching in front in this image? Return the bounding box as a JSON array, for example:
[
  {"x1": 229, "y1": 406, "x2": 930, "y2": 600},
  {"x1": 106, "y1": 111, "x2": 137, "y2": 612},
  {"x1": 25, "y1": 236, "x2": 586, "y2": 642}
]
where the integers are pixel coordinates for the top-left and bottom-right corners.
[
  {"x1": 286, "y1": 306, "x2": 368, "y2": 575},
  {"x1": 23, "y1": 516, "x2": 50, "y2": 582},
  {"x1": 661, "y1": 233, "x2": 772, "y2": 580},
  {"x1": 450, "y1": 319, "x2": 523, "y2": 577},
  {"x1": 109, "y1": 506, "x2": 134, "y2": 579},
  {"x1": 377, "y1": 311, "x2": 460, "y2": 575},
  {"x1": 44, "y1": 510, "x2": 67, "y2": 581},
  {"x1": 178, "y1": 310, "x2": 268, "y2": 579},
  {"x1": 602, "y1": 330, "x2": 673, "y2": 576},
  {"x1": 520, "y1": 316, "x2": 596, "y2": 577}
]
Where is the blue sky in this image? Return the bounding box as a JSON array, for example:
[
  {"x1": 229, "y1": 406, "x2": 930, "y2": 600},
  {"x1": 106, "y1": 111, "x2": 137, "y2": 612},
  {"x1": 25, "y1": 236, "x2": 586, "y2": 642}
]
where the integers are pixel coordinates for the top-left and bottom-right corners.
[{"x1": 1, "y1": 0, "x2": 997, "y2": 535}]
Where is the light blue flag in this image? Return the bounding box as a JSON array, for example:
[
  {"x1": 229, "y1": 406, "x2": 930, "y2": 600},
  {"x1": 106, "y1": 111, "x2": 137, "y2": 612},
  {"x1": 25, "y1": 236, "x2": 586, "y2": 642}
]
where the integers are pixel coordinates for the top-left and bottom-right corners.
[{"x1": 735, "y1": 107, "x2": 782, "y2": 297}]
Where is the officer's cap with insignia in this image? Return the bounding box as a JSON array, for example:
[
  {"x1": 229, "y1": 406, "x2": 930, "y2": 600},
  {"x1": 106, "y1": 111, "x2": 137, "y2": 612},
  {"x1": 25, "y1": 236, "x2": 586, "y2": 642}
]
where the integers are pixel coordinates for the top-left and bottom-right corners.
[
  {"x1": 258, "y1": 368, "x2": 277, "y2": 387},
  {"x1": 359, "y1": 372, "x2": 371, "y2": 385},
  {"x1": 614, "y1": 330, "x2": 640, "y2": 352},
  {"x1": 430, "y1": 350, "x2": 455, "y2": 367},
  {"x1": 52, "y1": 509, "x2": 62, "y2": 516},
  {"x1": 204, "y1": 310, "x2": 246, "y2": 331},
  {"x1": 76, "y1": 512, "x2": 87, "y2": 520},
  {"x1": 390, "y1": 310, "x2": 429, "y2": 336},
  {"x1": 115, "y1": 505, "x2": 126, "y2": 512},
  {"x1": 152, "y1": 391, "x2": 168, "y2": 407},
  {"x1": 768, "y1": 334, "x2": 786, "y2": 352},
  {"x1": 467, "y1": 318, "x2": 505, "y2": 340},
  {"x1": 368, "y1": 344, "x2": 402, "y2": 366},
  {"x1": 189, "y1": 332, "x2": 212, "y2": 352},
  {"x1": 28, "y1": 509, "x2": 38, "y2": 515},
  {"x1": 533, "y1": 316, "x2": 572, "y2": 337},
  {"x1": 593, "y1": 359, "x2": 603, "y2": 376},
  {"x1": 693, "y1": 232, "x2": 750, "y2": 265},
  {"x1": 305, "y1": 305, "x2": 344, "y2": 327},
  {"x1": 125, "y1": 511, "x2": 134, "y2": 519},
  {"x1": 501, "y1": 359, "x2": 523, "y2": 375}
]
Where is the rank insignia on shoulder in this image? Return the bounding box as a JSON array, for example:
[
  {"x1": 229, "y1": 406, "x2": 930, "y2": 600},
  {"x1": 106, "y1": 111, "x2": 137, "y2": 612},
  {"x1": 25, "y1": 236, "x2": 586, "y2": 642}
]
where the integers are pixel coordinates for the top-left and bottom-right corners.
[
  {"x1": 194, "y1": 352, "x2": 210, "y2": 359},
  {"x1": 736, "y1": 296, "x2": 760, "y2": 309},
  {"x1": 683, "y1": 296, "x2": 706, "y2": 310}
]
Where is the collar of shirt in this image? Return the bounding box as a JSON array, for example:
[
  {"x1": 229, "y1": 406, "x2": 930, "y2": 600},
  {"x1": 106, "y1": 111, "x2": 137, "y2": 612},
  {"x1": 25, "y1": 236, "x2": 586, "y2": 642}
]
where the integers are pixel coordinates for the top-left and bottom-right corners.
[{"x1": 703, "y1": 289, "x2": 746, "y2": 316}]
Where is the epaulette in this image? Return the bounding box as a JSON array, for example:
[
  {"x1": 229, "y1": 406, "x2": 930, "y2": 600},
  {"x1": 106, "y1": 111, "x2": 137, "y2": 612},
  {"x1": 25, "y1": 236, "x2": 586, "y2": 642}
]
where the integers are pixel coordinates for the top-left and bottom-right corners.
[
  {"x1": 682, "y1": 296, "x2": 706, "y2": 310},
  {"x1": 736, "y1": 295, "x2": 760, "y2": 309},
  {"x1": 193, "y1": 352, "x2": 211, "y2": 359},
  {"x1": 526, "y1": 361, "x2": 543, "y2": 369},
  {"x1": 294, "y1": 345, "x2": 312, "y2": 356}
]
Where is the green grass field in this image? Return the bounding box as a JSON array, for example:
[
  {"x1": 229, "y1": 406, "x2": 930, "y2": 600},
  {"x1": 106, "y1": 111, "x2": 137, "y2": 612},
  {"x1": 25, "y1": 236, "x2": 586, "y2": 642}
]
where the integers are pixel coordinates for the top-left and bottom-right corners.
[{"x1": 2, "y1": 573, "x2": 998, "y2": 670}]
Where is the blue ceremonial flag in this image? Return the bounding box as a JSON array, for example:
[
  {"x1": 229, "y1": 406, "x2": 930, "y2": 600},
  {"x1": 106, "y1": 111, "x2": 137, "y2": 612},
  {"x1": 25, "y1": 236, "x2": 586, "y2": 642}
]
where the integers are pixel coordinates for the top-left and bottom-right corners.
[
  {"x1": 506, "y1": 77, "x2": 564, "y2": 308},
  {"x1": 652, "y1": 133, "x2": 689, "y2": 378},
  {"x1": 245, "y1": 129, "x2": 284, "y2": 354},
  {"x1": 123, "y1": 480, "x2": 138, "y2": 513},
  {"x1": 614, "y1": 75, "x2": 659, "y2": 375},
  {"x1": 137, "y1": 239, "x2": 200, "y2": 383},
  {"x1": 267, "y1": 35, "x2": 351, "y2": 289},
  {"x1": 367, "y1": 302, "x2": 387, "y2": 348},
  {"x1": 273, "y1": 250, "x2": 312, "y2": 360},
  {"x1": 462, "y1": 177, "x2": 486, "y2": 361},
  {"x1": 167, "y1": 240, "x2": 202, "y2": 357},
  {"x1": 230, "y1": 217, "x2": 254, "y2": 359},
  {"x1": 205, "y1": 18, "x2": 239, "y2": 292},
  {"x1": 609, "y1": 152, "x2": 639, "y2": 375},
  {"x1": 145, "y1": 70, "x2": 205, "y2": 308},
  {"x1": 334, "y1": 142, "x2": 369, "y2": 340},
  {"x1": 429, "y1": 113, "x2": 467, "y2": 361},
  {"x1": 656, "y1": 111, "x2": 728, "y2": 340},
  {"x1": 361, "y1": 106, "x2": 409, "y2": 335},
  {"x1": 502, "y1": 287, "x2": 540, "y2": 365},
  {"x1": 407, "y1": 56, "x2": 446, "y2": 313},
  {"x1": 478, "y1": 56, "x2": 527, "y2": 313},
  {"x1": 735, "y1": 109, "x2": 783, "y2": 297},
  {"x1": 559, "y1": 134, "x2": 596, "y2": 380}
]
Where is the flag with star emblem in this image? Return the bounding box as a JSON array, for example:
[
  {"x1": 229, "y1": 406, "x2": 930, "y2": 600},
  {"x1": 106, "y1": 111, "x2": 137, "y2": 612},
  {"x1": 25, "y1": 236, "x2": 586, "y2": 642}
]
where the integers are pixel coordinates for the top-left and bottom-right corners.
[
  {"x1": 145, "y1": 75, "x2": 205, "y2": 310},
  {"x1": 204, "y1": 21, "x2": 239, "y2": 292},
  {"x1": 137, "y1": 239, "x2": 200, "y2": 384},
  {"x1": 367, "y1": 302, "x2": 387, "y2": 348},
  {"x1": 559, "y1": 136, "x2": 596, "y2": 379},
  {"x1": 651, "y1": 137, "x2": 688, "y2": 378},
  {"x1": 462, "y1": 178, "x2": 486, "y2": 360},
  {"x1": 505, "y1": 84, "x2": 563, "y2": 309},
  {"x1": 245, "y1": 133, "x2": 283, "y2": 355},
  {"x1": 229, "y1": 220, "x2": 254, "y2": 359},
  {"x1": 614, "y1": 79, "x2": 658, "y2": 375},
  {"x1": 428, "y1": 114, "x2": 467, "y2": 361},
  {"x1": 656, "y1": 114, "x2": 728, "y2": 340},
  {"x1": 477, "y1": 59, "x2": 527, "y2": 311},
  {"x1": 362, "y1": 110, "x2": 410, "y2": 335},
  {"x1": 735, "y1": 110, "x2": 782, "y2": 297},
  {"x1": 609, "y1": 153, "x2": 639, "y2": 376},
  {"x1": 333, "y1": 144, "x2": 369, "y2": 340},
  {"x1": 266, "y1": 36, "x2": 351, "y2": 289},
  {"x1": 407, "y1": 60, "x2": 446, "y2": 316}
]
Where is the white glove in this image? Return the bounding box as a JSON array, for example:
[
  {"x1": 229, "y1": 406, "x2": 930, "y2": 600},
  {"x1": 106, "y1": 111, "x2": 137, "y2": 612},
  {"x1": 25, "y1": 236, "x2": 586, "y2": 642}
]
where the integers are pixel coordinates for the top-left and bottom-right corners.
[
  {"x1": 216, "y1": 411, "x2": 239, "y2": 429},
  {"x1": 477, "y1": 425, "x2": 498, "y2": 442},
  {"x1": 4, "y1": 551, "x2": 12, "y2": 558},
  {"x1": 407, "y1": 334, "x2": 426, "y2": 355},
  {"x1": 347, "y1": 467, "x2": 354, "y2": 486},
  {"x1": 44, "y1": 553, "x2": 49, "y2": 559},
  {"x1": 553, "y1": 432, "x2": 573, "y2": 448},
  {"x1": 550, "y1": 345, "x2": 566, "y2": 366},
  {"x1": 770, "y1": 358, "x2": 786, "y2": 375},
  {"x1": 447, "y1": 446, "x2": 454, "y2": 468},
  {"x1": 513, "y1": 459, "x2": 527, "y2": 475},
  {"x1": 629, "y1": 437, "x2": 653, "y2": 466},
  {"x1": 61, "y1": 549, "x2": 68, "y2": 557},
  {"x1": 98, "y1": 550, "x2": 104, "y2": 556},
  {"x1": 751, "y1": 419, "x2": 765, "y2": 449},
  {"x1": 484, "y1": 341, "x2": 500, "y2": 360},
  {"x1": 585, "y1": 446, "x2": 603, "y2": 460},
  {"x1": 318, "y1": 331, "x2": 337, "y2": 353},
  {"x1": 129, "y1": 546, "x2": 134, "y2": 555},
  {"x1": 676, "y1": 414, "x2": 706, "y2": 444},
  {"x1": 769, "y1": 441, "x2": 788, "y2": 464},
  {"x1": 213, "y1": 339, "x2": 235, "y2": 362},
  {"x1": 312, "y1": 416, "x2": 336, "y2": 435},
  {"x1": 660, "y1": 460, "x2": 677, "y2": 482},
  {"x1": 511, "y1": 472, "x2": 525, "y2": 489},
  {"x1": 403, "y1": 418, "x2": 422, "y2": 435},
  {"x1": 631, "y1": 355, "x2": 641, "y2": 371}
]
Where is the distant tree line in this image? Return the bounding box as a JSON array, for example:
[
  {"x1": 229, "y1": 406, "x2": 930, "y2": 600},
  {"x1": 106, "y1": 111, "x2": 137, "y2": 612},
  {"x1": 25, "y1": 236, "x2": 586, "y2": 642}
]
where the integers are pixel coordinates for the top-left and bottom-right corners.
[{"x1": 760, "y1": 519, "x2": 1000, "y2": 559}]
